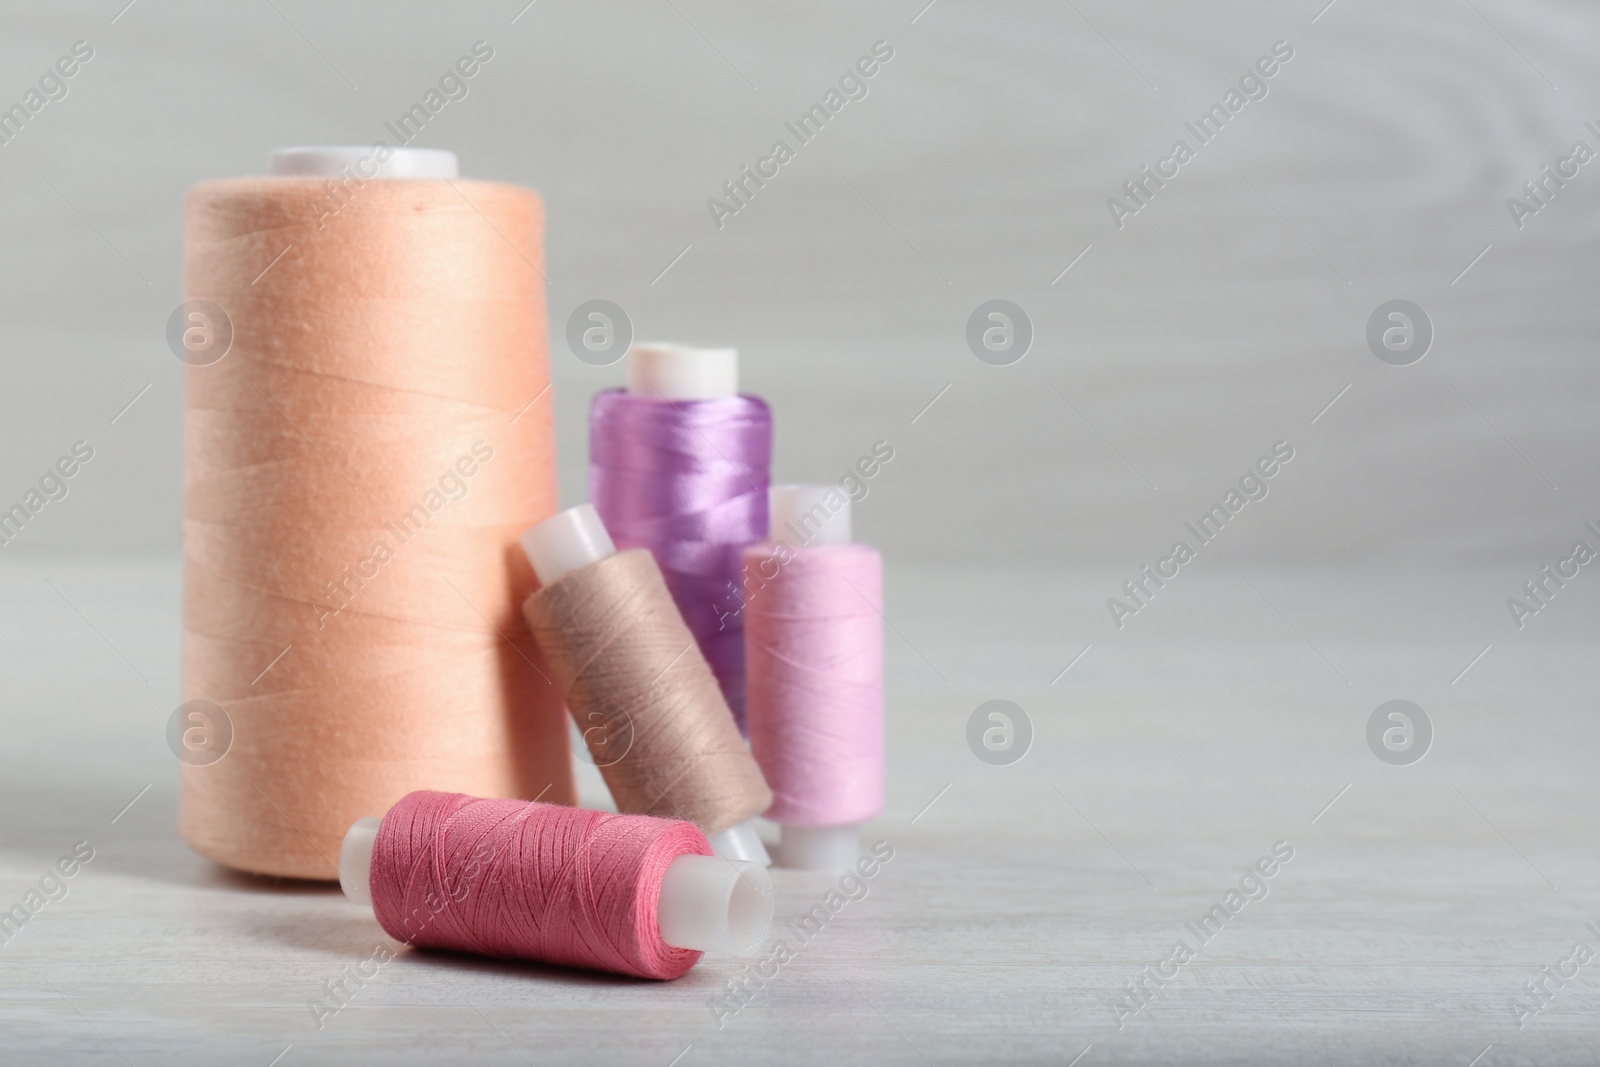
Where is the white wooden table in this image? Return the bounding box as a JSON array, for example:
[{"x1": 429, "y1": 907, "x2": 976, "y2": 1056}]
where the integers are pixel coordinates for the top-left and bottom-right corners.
[{"x1": 2, "y1": 556, "x2": 1595, "y2": 1065}]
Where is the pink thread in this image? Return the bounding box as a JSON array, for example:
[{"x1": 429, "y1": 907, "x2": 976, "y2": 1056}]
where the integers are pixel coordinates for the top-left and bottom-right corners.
[
  {"x1": 743, "y1": 542, "x2": 884, "y2": 826},
  {"x1": 369, "y1": 790, "x2": 710, "y2": 980}
]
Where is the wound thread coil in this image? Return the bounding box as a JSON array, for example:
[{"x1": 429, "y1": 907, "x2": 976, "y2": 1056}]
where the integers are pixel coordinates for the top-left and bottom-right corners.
[
  {"x1": 744, "y1": 541, "x2": 885, "y2": 828},
  {"x1": 369, "y1": 790, "x2": 708, "y2": 980},
  {"x1": 521, "y1": 547, "x2": 772, "y2": 835},
  {"x1": 589, "y1": 390, "x2": 772, "y2": 732},
  {"x1": 180, "y1": 176, "x2": 572, "y2": 879}
]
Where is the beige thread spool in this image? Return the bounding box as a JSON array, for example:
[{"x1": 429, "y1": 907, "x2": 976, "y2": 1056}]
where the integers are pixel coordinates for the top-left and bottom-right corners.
[
  {"x1": 519, "y1": 505, "x2": 772, "y2": 863},
  {"x1": 180, "y1": 147, "x2": 573, "y2": 879}
]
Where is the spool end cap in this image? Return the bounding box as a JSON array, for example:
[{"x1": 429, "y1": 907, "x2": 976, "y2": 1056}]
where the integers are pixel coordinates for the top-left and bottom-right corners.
[
  {"x1": 657, "y1": 853, "x2": 773, "y2": 955},
  {"x1": 706, "y1": 820, "x2": 771, "y2": 866},
  {"x1": 270, "y1": 146, "x2": 459, "y2": 179},
  {"x1": 520, "y1": 504, "x2": 616, "y2": 586},
  {"x1": 338, "y1": 817, "x2": 383, "y2": 909},
  {"x1": 770, "y1": 484, "x2": 852, "y2": 546},
  {"x1": 627, "y1": 343, "x2": 738, "y2": 400}
]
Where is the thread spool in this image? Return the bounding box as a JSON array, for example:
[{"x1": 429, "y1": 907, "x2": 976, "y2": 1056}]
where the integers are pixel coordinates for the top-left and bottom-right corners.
[
  {"x1": 338, "y1": 791, "x2": 772, "y2": 979},
  {"x1": 744, "y1": 485, "x2": 884, "y2": 870},
  {"x1": 519, "y1": 505, "x2": 773, "y2": 865},
  {"x1": 589, "y1": 344, "x2": 772, "y2": 733},
  {"x1": 180, "y1": 147, "x2": 572, "y2": 879}
]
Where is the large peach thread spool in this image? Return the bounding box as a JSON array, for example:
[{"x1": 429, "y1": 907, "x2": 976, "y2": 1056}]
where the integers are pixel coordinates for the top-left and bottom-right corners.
[
  {"x1": 518, "y1": 504, "x2": 773, "y2": 864},
  {"x1": 180, "y1": 146, "x2": 573, "y2": 879}
]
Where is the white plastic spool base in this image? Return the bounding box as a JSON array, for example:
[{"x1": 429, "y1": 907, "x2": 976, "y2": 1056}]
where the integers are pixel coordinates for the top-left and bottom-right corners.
[
  {"x1": 627, "y1": 343, "x2": 738, "y2": 400},
  {"x1": 269, "y1": 146, "x2": 459, "y2": 179},
  {"x1": 778, "y1": 824, "x2": 861, "y2": 871},
  {"x1": 336, "y1": 818, "x2": 773, "y2": 955},
  {"x1": 770, "y1": 483, "x2": 852, "y2": 547},
  {"x1": 706, "y1": 821, "x2": 771, "y2": 866}
]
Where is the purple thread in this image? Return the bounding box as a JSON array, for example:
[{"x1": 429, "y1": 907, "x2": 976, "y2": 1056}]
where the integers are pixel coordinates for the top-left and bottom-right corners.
[{"x1": 589, "y1": 389, "x2": 771, "y2": 732}]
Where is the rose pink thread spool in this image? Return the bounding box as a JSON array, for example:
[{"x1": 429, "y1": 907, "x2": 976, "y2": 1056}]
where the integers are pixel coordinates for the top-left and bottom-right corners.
[
  {"x1": 337, "y1": 790, "x2": 772, "y2": 980},
  {"x1": 744, "y1": 485, "x2": 884, "y2": 870}
]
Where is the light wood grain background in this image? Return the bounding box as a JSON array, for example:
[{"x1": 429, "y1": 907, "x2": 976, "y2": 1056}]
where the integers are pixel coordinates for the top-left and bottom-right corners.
[{"x1": 0, "y1": 0, "x2": 1594, "y2": 566}]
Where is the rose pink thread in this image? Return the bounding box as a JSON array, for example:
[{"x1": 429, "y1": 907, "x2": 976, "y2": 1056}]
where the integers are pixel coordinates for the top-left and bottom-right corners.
[
  {"x1": 743, "y1": 542, "x2": 884, "y2": 826},
  {"x1": 369, "y1": 790, "x2": 710, "y2": 980}
]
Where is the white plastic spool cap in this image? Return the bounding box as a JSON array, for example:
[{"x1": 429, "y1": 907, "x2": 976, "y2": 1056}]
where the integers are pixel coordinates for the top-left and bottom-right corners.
[
  {"x1": 657, "y1": 854, "x2": 773, "y2": 955},
  {"x1": 520, "y1": 504, "x2": 616, "y2": 586},
  {"x1": 627, "y1": 344, "x2": 738, "y2": 400},
  {"x1": 339, "y1": 816, "x2": 383, "y2": 909},
  {"x1": 706, "y1": 821, "x2": 771, "y2": 867},
  {"x1": 779, "y1": 825, "x2": 861, "y2": 872},
  {"x1": 270, "y1": 146, "x2": 459, "y2": 179},
  {"x1": 337, "y1": 818, "x2": 774, "y2": 955},
  {"x1": 770, "y1": 483, "x2": 851, "y2": 547}
]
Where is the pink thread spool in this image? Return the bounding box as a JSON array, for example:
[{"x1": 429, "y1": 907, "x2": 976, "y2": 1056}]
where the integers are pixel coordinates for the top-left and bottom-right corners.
[
  {"x1": 336, "y1": 791, "x2": 772, "y2": 980},
  {"x1": 743, "y1": 485, "x2": 884, "y2": 870}
]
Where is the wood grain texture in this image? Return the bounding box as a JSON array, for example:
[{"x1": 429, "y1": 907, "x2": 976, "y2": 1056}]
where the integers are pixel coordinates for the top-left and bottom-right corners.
[
  {"x1": 0, "y1": 1, "x2": 1595, "y2": 569},
  {"x1": 1, "y1": 557, "x2": 1596, "y2": 1065}
]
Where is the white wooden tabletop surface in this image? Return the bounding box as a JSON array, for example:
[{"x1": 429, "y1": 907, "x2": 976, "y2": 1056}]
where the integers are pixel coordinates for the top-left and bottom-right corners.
[{"x1": 1, "y1": 556, "x2": 1595, "y2": 1066}]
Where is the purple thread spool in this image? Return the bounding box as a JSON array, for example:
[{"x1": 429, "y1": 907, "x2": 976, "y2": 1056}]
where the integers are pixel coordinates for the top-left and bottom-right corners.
[{"x1": 588, "y1": 344, "x2": 771, "y2": 733}]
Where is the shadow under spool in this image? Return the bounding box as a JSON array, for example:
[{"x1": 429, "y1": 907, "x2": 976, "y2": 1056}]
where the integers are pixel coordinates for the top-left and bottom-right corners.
[
  {"x1": 180, "y1": 176, "x2": 573, "y2": 879},
  {"x1": 521, "y1": 548, "x2": 771, "y2": 835}
]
